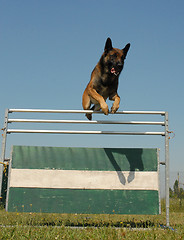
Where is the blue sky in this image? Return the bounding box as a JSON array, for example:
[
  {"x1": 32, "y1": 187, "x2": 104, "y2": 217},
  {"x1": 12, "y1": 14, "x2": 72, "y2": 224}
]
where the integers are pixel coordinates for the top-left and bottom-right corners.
[{"x1": 0, "y1": 0, "x2": 184, "y2": 182}]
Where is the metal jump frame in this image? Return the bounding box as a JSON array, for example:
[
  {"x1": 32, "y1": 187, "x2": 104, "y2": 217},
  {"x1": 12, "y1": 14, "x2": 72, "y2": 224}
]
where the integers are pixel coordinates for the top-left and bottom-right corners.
[{"x1": 0, "y1": 109, "x2": 170, "y2": 227}]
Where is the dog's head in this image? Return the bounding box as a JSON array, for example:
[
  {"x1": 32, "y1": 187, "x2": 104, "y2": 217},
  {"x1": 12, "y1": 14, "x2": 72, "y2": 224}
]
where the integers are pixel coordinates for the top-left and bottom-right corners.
[{"x1": 102, "y1": 38, "x2": 130, "y2": 76}]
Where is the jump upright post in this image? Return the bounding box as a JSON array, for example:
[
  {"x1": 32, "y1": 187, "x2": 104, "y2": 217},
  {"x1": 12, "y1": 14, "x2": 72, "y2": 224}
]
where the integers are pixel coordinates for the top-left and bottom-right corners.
[{"x1": 0, "y1": 109, "x2": 170, "y2": 227}]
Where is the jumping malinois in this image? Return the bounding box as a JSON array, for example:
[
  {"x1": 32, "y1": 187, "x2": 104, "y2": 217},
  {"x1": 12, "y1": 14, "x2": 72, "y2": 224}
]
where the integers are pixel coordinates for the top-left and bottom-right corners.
[{"x1": 82, "y1": 37, "x2": 130, "y2": 120}]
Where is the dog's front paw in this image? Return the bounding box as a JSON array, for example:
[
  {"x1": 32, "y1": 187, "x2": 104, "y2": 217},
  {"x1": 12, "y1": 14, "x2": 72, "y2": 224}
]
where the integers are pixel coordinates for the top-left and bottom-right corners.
[
  {"x1": 111, "y1": 105, "x2": 119, "y2": 114},
  {"x1": 101, "y1": 103, "x2": 109, "y2": 115}
]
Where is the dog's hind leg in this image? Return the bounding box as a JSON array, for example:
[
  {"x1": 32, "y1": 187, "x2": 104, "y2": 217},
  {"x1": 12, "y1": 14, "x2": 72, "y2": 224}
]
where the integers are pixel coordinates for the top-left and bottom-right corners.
[
  {"x1": 93, "y1": 104, "x2": 101, "y2": 111},
  {"x1": 82, "y1": 90, "x2": 93, "y2": 120},
  {"x1": 87, "y1": 104, "x2": 100, "y2": 120}
]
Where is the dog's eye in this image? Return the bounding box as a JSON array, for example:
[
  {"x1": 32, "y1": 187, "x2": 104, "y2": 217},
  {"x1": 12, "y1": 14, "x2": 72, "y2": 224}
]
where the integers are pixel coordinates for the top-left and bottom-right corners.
[{"x1": 110, "y1": 53, "x2": 117, "y2": 59}]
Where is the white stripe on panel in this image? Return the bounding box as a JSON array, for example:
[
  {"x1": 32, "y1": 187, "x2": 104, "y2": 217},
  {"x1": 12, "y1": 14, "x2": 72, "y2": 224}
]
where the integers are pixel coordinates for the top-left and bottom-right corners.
[{"x1": 10, "y1": 169, "x2": 158, "y2": 190}]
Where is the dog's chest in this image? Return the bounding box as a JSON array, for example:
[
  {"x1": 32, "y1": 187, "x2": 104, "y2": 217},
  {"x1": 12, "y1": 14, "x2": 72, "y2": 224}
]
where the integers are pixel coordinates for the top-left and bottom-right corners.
[
  {"x1": 95, "y1": 76, "x2": 117, "y2": 98},
  {"x1": 97, "y1": 86, "x2": 109, "y2": 98}
]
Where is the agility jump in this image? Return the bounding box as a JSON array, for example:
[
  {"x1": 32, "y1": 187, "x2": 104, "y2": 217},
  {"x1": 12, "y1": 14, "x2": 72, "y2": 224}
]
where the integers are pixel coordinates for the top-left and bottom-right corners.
[{"x1": 0, "y1": 109, "x2": 170, "y2": 226}]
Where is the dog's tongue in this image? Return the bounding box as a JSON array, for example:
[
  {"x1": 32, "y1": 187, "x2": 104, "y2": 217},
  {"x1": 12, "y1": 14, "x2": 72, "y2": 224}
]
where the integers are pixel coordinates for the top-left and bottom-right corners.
[{"x1": 111, "y1": 67, "x2": 116, "y2": 74}]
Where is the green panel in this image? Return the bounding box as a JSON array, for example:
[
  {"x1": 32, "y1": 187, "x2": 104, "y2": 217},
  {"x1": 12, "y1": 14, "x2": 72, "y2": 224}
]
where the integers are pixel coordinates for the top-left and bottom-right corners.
[
  {"x1": 12, "y1": 146, "x2": 158, "y2": 171},
  {"x1": 7, "y1": 188, "x2": 159, "y2": 215}
]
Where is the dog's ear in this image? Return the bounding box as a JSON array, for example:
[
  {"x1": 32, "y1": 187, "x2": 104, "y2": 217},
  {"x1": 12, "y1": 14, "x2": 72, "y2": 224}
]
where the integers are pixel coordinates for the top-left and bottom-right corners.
[
  {"x1": 104, "y1": 38, "x2": 113, "y2": 52},
  {"x1": 122, "y1": 43, "x2": 130, "y2": 59}
]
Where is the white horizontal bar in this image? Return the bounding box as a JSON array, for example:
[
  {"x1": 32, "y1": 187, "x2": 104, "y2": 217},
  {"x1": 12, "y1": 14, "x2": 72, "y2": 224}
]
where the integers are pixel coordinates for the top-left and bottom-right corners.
[
  {"x1": 8, "y1": 109, "x2": 97, "y2": 114},
  {"x1": 8, "y1": 109, "x2": 166, "y2": 115},
  {"x1": 8, "y1": 119, "x2": 165, "y2": 125},
  {"x1": 7, "y1": 129, "x2": 165, "y2": 136}
]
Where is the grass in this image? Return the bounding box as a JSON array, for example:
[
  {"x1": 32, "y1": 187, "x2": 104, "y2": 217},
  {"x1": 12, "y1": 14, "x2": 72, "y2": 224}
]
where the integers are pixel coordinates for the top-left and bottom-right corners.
[{"x1": 0, "y1": 199, "x2": 184, "y2": 239}]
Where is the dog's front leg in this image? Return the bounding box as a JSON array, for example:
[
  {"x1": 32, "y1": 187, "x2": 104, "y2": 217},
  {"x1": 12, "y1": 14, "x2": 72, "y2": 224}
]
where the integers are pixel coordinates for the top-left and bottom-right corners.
[
  {"x1": 110, "y1": 94, "x2": 120, "y2": 113},
  {"x1": 88, "y1": 88, "x2": 109, "y2": 115}
]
